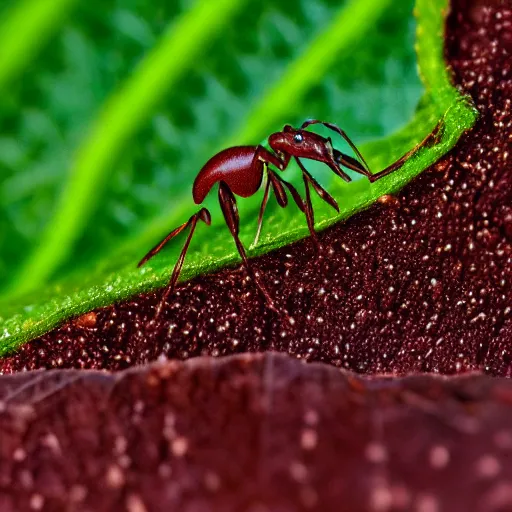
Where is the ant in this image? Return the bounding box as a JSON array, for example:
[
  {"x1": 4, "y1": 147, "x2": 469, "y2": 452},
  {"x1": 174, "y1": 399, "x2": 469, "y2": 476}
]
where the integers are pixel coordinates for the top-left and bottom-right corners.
[{"x1": 139, "y1": 119, "x2": 417, "y2": 319}]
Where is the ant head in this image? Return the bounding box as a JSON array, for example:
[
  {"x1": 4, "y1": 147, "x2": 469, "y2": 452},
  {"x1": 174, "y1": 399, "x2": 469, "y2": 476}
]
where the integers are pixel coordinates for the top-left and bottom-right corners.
[{"x1": 268, "y1": 125, "x2": 334, "y2": 162}]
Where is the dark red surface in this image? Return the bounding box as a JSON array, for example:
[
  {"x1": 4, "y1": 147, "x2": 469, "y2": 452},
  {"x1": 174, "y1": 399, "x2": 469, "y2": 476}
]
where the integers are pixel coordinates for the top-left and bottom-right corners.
[
  {"x1": 1, "y1": 0, "x2": 510, "y2": 376},
  {"x1": 2, "y1": 353, "x2": 512, "y2": 512}
]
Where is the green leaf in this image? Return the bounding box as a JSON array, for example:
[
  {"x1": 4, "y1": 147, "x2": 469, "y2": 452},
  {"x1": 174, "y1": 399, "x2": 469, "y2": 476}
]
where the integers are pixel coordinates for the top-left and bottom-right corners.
[{"x1": 0, "y1": 0, "x2": 477, "y2": 355}]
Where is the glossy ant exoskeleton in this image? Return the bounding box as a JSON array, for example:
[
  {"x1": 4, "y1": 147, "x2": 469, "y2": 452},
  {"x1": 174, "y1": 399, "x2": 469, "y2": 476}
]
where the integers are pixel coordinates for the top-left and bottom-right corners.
[{"x1": 139, "y1": 119, "x2": 415, "y2": 318}]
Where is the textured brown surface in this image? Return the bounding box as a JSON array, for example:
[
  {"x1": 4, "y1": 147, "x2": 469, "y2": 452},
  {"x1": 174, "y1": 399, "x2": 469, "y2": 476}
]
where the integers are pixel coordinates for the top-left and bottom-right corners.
[
  {"x1": 1, "y1": 0, "x2": 510, "y2": 376},
  {"x1": 3, "y1": 353, "x2": 512, "y2": 512}
]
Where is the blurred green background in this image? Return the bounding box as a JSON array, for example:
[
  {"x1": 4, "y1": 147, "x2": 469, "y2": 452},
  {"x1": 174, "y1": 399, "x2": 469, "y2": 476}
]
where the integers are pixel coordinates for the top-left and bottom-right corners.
[{"x1": 0, "y1": 0, "x2": 421, "y2": 295}]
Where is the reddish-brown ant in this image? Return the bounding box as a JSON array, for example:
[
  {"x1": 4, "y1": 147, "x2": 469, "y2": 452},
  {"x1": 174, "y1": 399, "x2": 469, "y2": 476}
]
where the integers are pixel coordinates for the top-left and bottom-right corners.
[{"x1": 139, "y1": 119, "x2": 417, "y2": 318}]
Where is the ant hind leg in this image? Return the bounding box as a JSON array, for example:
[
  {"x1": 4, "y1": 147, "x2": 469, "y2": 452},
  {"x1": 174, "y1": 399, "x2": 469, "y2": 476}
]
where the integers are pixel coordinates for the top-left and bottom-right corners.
[{"x1": 139, "y1": 208, "x2": 211, "y2": 321}]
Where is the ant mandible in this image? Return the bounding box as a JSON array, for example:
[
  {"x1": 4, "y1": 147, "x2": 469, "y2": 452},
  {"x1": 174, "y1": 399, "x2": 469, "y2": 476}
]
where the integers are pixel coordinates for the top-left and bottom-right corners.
[{"x1": 139, "y1": 119, "x2": 411, "y2": 319}]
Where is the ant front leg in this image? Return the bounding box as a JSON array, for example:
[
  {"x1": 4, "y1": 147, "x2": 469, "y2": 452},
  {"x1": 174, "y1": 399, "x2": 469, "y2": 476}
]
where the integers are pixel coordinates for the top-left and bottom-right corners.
[
  {"x1": 294, "y1": 157, "x2": 340, "y2": 252},
  {"x1": 297, "y1": 161, "x2": 339, "y2": 213},
  {"x1": 361, "y1": 122, "x2": 444, "y2": 182},
  {"x1": 218, "y1": 182, "x2": 281, "y2": 315},
  {"x1": 324, "y1": 118, "x2": 443, "y2": 183},
  {"x1": 333, "y1": 149, "x2": 371, "y2": 177}
]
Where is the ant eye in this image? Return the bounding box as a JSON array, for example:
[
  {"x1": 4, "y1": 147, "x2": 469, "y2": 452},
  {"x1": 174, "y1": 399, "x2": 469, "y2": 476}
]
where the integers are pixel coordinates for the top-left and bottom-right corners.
[{"x1": 293, "y1": 133, "x2": 304, "y2": 144}]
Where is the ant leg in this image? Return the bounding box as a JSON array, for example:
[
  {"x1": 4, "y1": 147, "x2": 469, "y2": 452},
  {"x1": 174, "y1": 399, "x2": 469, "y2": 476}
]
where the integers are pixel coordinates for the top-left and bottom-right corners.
[
  {"x1": 138, "y1": 221, "x2": 190, "y2": 268},
  {"x1": 251, "y1": 145, "x2": 293, "y2": 248},
  {"x1": 269, "y1": 171, "x2": 305, "y2": 213},
  {"x1": 252, "y1": 170, "x2": 306, "y2": 249},
  {"x1": 333, "y1": 149, "x2": 371, "y2": 176},
  {"x1": 218, "y1": 182, "x2": 280, "y2": 314},
  {"x1": 252, "y1": 170, "x2": 288, "y2": 249},
  {"x1": 139, "y1": 208, "x2": 211, "y2": 320},
  {"x1": 267, "y1": 171, "x2": 288, "y2": 207},
  {"x1": 138, "y1": 208, "x2": 211, "y2": 267},
  {"x1": 293, "y1": 158, "x2": 321, "y2": 250},
  {"x1": 252, "y1": 174, "x2": 271, "y2": 248},
  {"x1": 294, "y1": 157, "x2": 342, "y2": 251},
  {"x1": 334, "y1": 117, "x2": 447, "y2": 182},
  {"x1": 303, "y1": 176, "x2": 320, "y2": 250},
  {"x1": 332, "y1": 148, "x2": 400, "y2": 182},
  {"x1": 364, "y1": 132, "x2": 435, "y2": 182},
  {"x1": 251, "y1": 169, "x2": 290, "y2": 250},
  {"x1": 294, "y1": 157, "x2": 339, "y2": 249},
  {"x1": 301, "y1": 119, "x2": 371, "y2": 173},
  {"x1": 297, "y1": 161, "x2": 339, "y2": 214}
]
